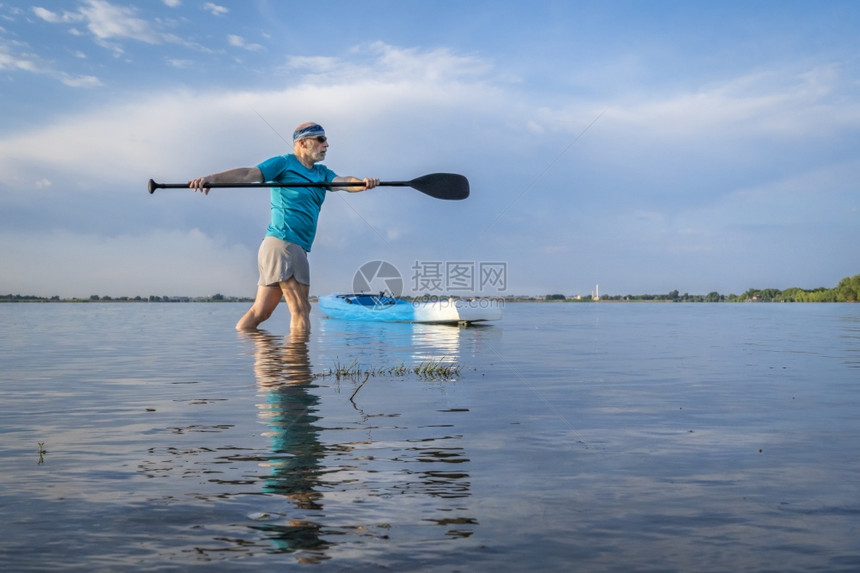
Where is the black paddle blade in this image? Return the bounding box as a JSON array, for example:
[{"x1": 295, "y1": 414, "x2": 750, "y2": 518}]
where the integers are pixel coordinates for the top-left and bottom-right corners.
[{"x1": 408, "y1": 173, "x2": 469, "y2": 200}]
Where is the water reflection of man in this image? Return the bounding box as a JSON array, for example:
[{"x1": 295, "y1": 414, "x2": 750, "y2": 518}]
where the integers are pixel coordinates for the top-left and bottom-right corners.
[
  {"x1": 245, "y1": 330, "x2": 328, "y2": 562},
  {"x1": 244, "y1": 325, "x2": 479, "y2": 557}
]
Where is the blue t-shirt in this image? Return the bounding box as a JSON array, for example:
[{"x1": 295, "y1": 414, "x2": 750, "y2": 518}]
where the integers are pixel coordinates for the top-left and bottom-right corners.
[{"x1": 257, "y1": 154, "x2": 337, "y2": 252}]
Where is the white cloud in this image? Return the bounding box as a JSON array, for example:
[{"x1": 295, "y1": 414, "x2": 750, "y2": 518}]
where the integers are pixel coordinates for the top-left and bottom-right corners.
[
  {"x1": 60, "y1": 72, "x2": 102, "y2": 87},
  {"x1": 284, "y1": 55, "x2": 341, "y2": 73},
  {"x1": 227, "y1": 34, "x2": 262, "y2": 51},
  {"x1": 0, "y1": 47, "x2": 38, "y2": 72},
  {"x1": 33, "y1": 0, "x2": 192, "y2": 51},
  {"x1": 603, "y1": 64, "x2": 859, "y2": 141},
  {"x1": 32, "y1": 6, "x2": 82, "y2": 24},
  {"x1": 163, "y1": 0, "x2": 182, "y2": 7},
  {"x1": 166, "y1": 58, "x2": 192, "y2": 68},
  {"x1": 0, "y1": 42, "x2": 101, "y2": 87},
  {"x1": 285, "y1": 42, "x2": 493, "y2": 85},
  {"x1": 368, "y1": 41, "x2": 492, "y2": 80},
  {"x1": 79, "y1": 0, "x2": 158, "y2": 44},
  {"x1": 203, "y1": 3, "x2": 229, "y2": 16},
  {"x1": 34, "y1": 1, "x2": 157, "y2": 44}
]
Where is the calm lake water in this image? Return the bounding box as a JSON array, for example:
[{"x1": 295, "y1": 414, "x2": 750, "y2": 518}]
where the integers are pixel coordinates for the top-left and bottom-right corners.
[{"x1": 1, "y1": 302, "x2": 859, "y2": 571}]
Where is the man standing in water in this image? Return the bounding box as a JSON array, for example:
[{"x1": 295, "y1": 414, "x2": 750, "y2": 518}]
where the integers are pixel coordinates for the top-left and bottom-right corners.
[{"x1": 189, "y1": 122, "x2": 379, "y2": 332}]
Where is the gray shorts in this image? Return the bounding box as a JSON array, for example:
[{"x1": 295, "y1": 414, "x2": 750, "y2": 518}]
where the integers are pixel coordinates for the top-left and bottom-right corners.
[{"x1": 257, "y1": 236, "x2": 310, "y2": 287}]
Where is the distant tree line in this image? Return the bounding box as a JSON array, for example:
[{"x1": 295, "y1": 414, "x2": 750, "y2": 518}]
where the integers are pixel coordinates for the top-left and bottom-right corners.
[
  {"x1": 0, "y1": 293, "x2": 252, "y2": 303},
  {"x1": 733, "y1": 273, "x2": 860, "y2": 302},
  {"x1": 543, "y1": 273, "x2": 860, "y2": 303}
]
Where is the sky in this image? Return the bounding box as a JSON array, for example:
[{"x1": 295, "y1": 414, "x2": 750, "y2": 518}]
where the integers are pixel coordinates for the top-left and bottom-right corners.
[{"x1": 1, "y1": 0, "x2": 858, "y2": 299}]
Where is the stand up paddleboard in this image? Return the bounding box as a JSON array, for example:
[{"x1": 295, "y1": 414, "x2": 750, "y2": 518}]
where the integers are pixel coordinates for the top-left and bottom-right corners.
[{"x1": 317, "y1": 294, "x2": 502, "y2": 326}]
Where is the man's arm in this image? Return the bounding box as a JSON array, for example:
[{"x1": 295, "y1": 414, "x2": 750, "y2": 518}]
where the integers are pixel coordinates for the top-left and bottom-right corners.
[
  {"x1": 330, "y1": 176, "x2": 380, "y2": 193},
  {"x1": 188, "y1": 167, "x2": 264, "y2": 195}
]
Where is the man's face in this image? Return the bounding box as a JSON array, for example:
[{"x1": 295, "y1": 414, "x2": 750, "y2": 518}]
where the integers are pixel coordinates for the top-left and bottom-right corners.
[{"x1": 303, "y1": 135, "x2": 328, "y2": 163}]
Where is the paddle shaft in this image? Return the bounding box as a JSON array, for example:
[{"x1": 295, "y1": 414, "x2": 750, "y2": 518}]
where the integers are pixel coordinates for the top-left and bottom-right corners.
[
  {"x1": 147, "y1": 172, "x2": 469, "y2": 200},
  {"x1": 149, "y1": 180, "x2": 402, "y2": 192}
]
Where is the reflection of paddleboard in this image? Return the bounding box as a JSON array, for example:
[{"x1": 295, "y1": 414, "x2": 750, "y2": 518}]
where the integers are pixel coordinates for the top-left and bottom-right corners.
[{"x1": 317, "y1": 294, "x2": 502, "y2": 325}]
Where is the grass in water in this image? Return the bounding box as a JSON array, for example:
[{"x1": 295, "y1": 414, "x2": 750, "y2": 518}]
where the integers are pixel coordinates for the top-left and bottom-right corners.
[
  {"x1": 318, "y1": 357, "x2": 462, "y2": 381},
  {"x1": 316, "y1": 358, "x2": 464, "y2": 404}
]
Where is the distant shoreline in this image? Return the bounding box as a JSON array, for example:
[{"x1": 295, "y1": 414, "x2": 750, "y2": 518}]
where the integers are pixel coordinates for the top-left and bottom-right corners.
[
  {"x1": 2, "y1": 274, "x2": 858, "y2": 304},
  {"x1": 0, "y1": 295, "x2": 254, "y2": 304},
  {"x1": 4, "y1": 299, "x2": 855, "y2": 303}
]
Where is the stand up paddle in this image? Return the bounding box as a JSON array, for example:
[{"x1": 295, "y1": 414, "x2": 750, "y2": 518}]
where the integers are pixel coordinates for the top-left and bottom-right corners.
[{"x1": 147, "y1": 173, "x2": 469, "y2": 200}]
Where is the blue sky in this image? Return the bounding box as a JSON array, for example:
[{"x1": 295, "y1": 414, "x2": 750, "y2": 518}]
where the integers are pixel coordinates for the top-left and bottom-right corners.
[{"x1": 1, "y1": 0, "x2": 858, "y2": 298}]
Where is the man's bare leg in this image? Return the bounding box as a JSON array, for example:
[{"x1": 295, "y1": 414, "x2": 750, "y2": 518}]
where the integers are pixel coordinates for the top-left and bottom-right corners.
[
  {"x1": 279, "y1": 277, "x2": 311, "y2": 333},
  {"x1": 235, "y1": 285, "x2": 283, "y2": 331}
]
